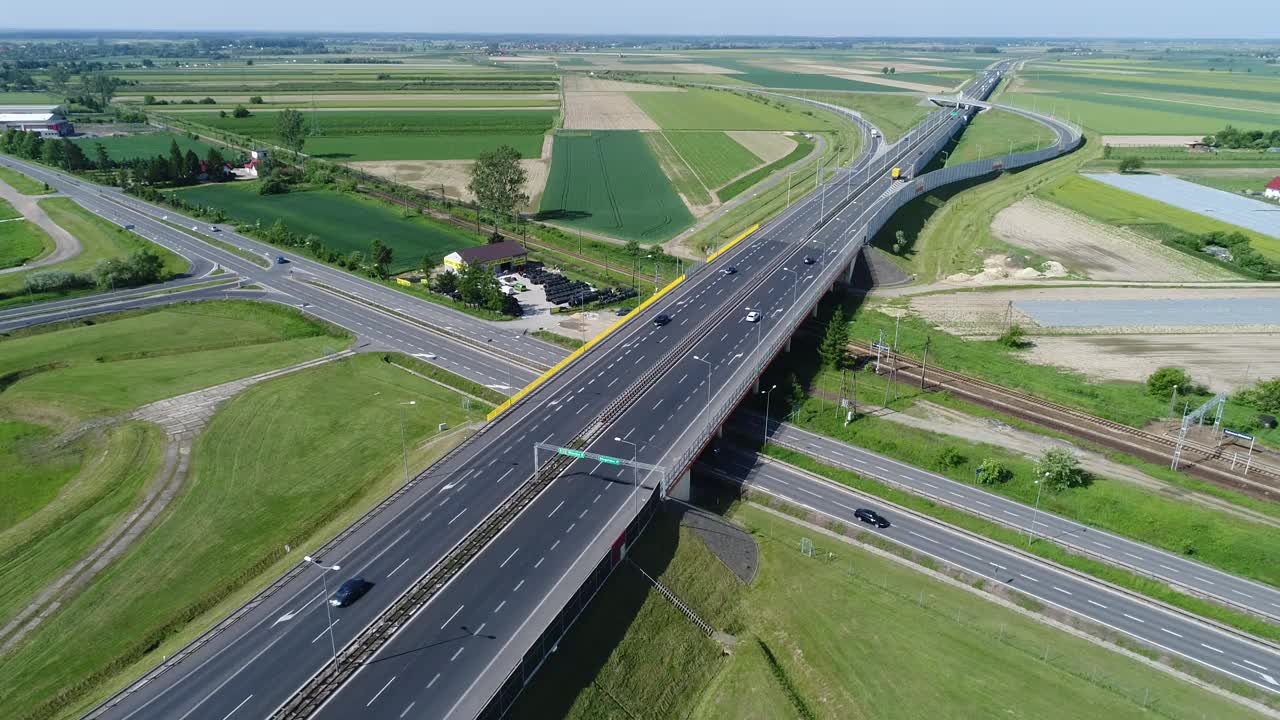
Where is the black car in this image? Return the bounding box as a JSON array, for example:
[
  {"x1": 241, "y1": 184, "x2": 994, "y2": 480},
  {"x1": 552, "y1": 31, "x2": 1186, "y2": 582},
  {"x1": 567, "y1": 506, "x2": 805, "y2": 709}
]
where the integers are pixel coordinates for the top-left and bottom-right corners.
[
  {"x1": 802, "y1": 256, "x2": 816, "y2": 265},
  {"x1": 329, "y1": 577, "x2": 373, "y2": 607},
  {"x1": 722, "y1": 266, "x2": 737, "y2": 275},
  {"x1": 653, "y1": 314, "x2": 671, "y2": 326},
  {"x1": 854, "y1": 508, "x2": 890, "y2": 528}
]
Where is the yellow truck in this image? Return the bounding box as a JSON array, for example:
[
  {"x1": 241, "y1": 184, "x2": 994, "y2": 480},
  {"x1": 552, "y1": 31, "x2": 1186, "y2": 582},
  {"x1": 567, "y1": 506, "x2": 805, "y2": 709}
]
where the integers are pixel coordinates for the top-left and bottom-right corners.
[{"x1": 891, "y1": 166, "x2": 902, "y2": 180}]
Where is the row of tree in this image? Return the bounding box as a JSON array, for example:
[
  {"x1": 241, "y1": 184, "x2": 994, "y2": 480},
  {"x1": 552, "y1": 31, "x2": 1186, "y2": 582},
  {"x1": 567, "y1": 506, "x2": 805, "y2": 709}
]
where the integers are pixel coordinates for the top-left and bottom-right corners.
[
  {"x1": 1167, "y1": 229, "x2": 1278, "y2": 278},
  {"x1": 1202, "y1": 125, "x2": 1280, "y2": 150},
  {"x1": 21, "y1": 249, "x2": 166, "y2": 296},
  {"x1": 1, "y1": 129, "x2": 236, "y2": 188}
]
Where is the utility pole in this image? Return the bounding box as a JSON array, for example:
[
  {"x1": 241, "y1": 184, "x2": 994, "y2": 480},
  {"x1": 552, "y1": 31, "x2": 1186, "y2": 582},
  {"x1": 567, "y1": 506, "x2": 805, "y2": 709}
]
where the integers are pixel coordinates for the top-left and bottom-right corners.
[{"x1": 920, "y1": 335, "x2": 931, "y2": 390}]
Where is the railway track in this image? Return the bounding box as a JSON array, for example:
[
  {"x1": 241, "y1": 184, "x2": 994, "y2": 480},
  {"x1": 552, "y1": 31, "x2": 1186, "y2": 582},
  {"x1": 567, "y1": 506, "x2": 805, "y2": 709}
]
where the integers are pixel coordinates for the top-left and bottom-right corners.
[{"x1": 848, "y1": 340, "x2": 1280, "y2": 498}]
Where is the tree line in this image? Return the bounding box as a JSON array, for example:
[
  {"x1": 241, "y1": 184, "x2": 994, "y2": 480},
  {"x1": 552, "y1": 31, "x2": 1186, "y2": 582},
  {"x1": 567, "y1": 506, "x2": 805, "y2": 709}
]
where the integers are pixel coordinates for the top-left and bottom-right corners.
[
  {"x1": 1202, "y1": 125, "x2": 1280, "y2": 150},
  {"x1": 1, "y1": 129, "x2": 236, "y2": 189}
]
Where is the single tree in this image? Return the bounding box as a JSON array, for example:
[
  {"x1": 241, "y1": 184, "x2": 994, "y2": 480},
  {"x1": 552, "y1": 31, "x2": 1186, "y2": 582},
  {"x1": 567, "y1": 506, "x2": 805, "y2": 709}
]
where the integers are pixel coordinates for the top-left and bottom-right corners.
[
  {"x1": 276, "y1": 108, "x2": 307, "y2": 154},
  {"x1": 84, "y1": 73, "x2": 123, "y2": 108},
  {"x1": 818, "y1": 307, "x2": 849, "y2": 368},
  {"x1": 997, "y1": 324, "x2": 1027, "y2": 349},
  {"x1": 370, "y1": 238, "x2": 393, "y2": 269},
  {"x1": 94, "y1": 142, "x2": 111, "y2": 170},
  {"x1": 61, "y1": 139, "x2": 90, "y2": 171},
  {"x1": 467, "y1": 144, "x2": 529, "y2": 230},
  {"x1": 167, "y1": 139, "x2": 185, "y2": 180},
  {"x1": 1036, "y1": 447, "x2": 1088, "y2": 491},
  {"x1": 421, "y1": 254, "x2": 438, "y2": 276},
  {"x1": 1117, "y1": 156, "x2": 1145, "y2": 173},
  {"x1": 934, "y1": 446, "x2": 966, "y2": 470},
  {"x1": 1147, "y1": 367, "x2": 1193, "y2": 399},
  {"x1": 1236, "y1": 377, "x2": 1280, "y2": 414},
  {"x1": 433, "y1": 269, "x2": 459, "y2": 294},
  {"x1": 976, "y1": 458, "x2": 1012, "y2": 484},
  {"x1": 232, "y1": 104, "x2": 251, "y2": 118}
]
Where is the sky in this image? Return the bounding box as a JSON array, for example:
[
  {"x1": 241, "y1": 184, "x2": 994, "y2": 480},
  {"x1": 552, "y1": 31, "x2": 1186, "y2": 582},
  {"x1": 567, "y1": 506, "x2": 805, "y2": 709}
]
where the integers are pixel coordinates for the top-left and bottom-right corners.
[{"x1": 1, "y1": 0, "x2": 1274, "y2": 39}]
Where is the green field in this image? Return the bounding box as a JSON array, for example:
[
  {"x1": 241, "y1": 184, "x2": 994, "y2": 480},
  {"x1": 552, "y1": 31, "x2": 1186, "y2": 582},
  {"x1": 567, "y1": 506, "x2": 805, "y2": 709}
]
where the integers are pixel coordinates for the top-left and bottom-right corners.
[
  {"x1": 663, "y1": 131, "x2": 763, "y2": 191},
  {"x1": 791, "y1": 91, "x2": 932, "y2": 142},
  {"x1": 947, "y1": 109, "x2": 1056, "y2": 164},
  {"x1": 185, "y1": 109, "x2": 556, "y2": 160},
  {"x1": 1039, "y1": 175, "x2": 1280, "y2": 261},
  {"x1": 628, "y1": 89, "x2": 831, "y2": 131},
  {"x1": 0, "y1": 198, "x2": 19, "y2": 221},
  {"x1": 516, "y1": 502, "x2": 1266, "y2": 720},
  {"x1": 539, "y1": 131, "x2": 694, "y2": 241},
  {"x1": 0, "y1": 349, "x2": 483, "y2": 719},
  {"x1": 0, "y1": 198, "x2": 190, "y2": 307},
  {"x1": 1182, "y1": 173, "x2": 1280, "y2": 195},
  {"x1": 0, "y1": 166, "x2": 52, "y2": 195},
  {"x1": 717, "y1": 135, "x2": 816, "y2": 202},
  {"x1": 172, "y1": 182, "x2": 480, "y2": 271},
  {"x1": 0, "y1": 218, "x2": 53, "y2": 269},
  {"x1": 709, "y1": 59, "x2": 915, "y2": 92},
  {"x1": 70, "y1": 133, "x2": 217, "y2": 163},
  {"x1": 0, "y1": 302, "x2": 350, "y2": 650}
]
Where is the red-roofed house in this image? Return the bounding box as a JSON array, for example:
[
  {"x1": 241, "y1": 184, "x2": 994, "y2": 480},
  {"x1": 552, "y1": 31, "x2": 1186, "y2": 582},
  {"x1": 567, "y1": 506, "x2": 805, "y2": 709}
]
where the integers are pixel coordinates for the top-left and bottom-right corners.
[{"x1": 1266, "y1": 176, "x2": 1280, "y2": 201}]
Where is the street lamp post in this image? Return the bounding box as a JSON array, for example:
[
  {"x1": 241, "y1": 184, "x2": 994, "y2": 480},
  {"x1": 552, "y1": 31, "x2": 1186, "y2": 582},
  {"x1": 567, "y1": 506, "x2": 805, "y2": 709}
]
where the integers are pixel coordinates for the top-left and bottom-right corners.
[
  {"x1": 398, "y1": 400, "x2": 416, "y2": 486},
  {"x1": 303, "y1": 556, "x2": 341, "y2": 659},
  {"x1": 1027, "y1": 476, "x2": 1046, "y2": 547},
  {"x1": 614, "y1": 436, "x2": 640, "y2": 516},
  {"x1": 692, "y1": 355, "x2": 712, "y2": 405},
  {"x1": 761, "y1": 384, "x2": 777, "y2": 446}
]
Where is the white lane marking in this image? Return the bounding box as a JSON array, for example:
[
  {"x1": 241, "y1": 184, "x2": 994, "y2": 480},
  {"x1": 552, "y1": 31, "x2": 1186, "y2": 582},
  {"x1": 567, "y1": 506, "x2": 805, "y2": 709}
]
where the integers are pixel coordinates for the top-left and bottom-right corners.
[
  {"x1": 367, "y1": 676, "x2": 396, "y2": 707},
  {"x1": 566, "y1": 523, "x2": 576, "y2": 533},
  {"x1": 450, "y1": 647, "x2": 465, "y2": 662},
  {"x1": 920, "y1": 481, "x2": 937, "y2": 489},
  {"x1": 399, "y1": 701, "x2": 417, "y2": 718},
  {"x1": 1158, "y1": 563, "x2": 1178, "y2": 573},
  {"x1": 419, "y1": 510, "x2": 433, "y2": 522},
  {"x1": 1193, "y1": 575, "x2": 1216, "y2": 586},
  {"x1": 493, "y1": 600, "x2": 507, "y2": 614},
  {"x1": 388, "y1": 557, "x2": 410, "y2": 577},
  {"x1": 311, "y1": 619, "x2": 340, "y2": 644},
  {"x1": 1018, "y1": 573, "x2": 1039, "y2": 583},
  {"x1": 1092, "y1": 541, "x2": 1113, "y2": 549},
  {"x1": 1160, "y1": 627, "x2": 1183, "y2": 638},
  {"x1": 1123, "y1": 552, "x2": 1142, "y2": 560},
  {"x1": 608, "y1": 378, "x2": 619, "y2": 388},
  {"x1": 441, "y1": 604, "x2": 465, "y2": 630},
  {"x1": 220, "y1": 695, "x2": 253, "y2": 720},
  {"x1": 954, "y1": 548, "x2": 982, "y2": 561},
  {"x1": 907, "y1": 530, "x2": 939, "y2": 545},
  {"x1": 988, "y1": 562, "x2": 1006, "y2": 571},
  {"x1": 551, "y1": 539, "x2": 560, "y2": 551},
  {"x1": 1002, "y1": 510, "x2": 1020, "y2": 517},
  {"x1": 1200, "y1": 642, "x2": 1224, "y2": 654},
  {"x1": 1122, "y1": 613, "x2": 1145, "y2": 623},
  {"x1": 499, "y1": 467, "x2": 515, "y2": 482},
  {"x1": 974, "y1": 500, "x2": 991, "y2": 508},
  {"x1": 514, "y1": 579, "x2": 525, "y2": 592},
  {"x1": 1231, "y1": 589, "x2": 1254, "y2": 599},
  {"x1": 448, "y1": 508, "x2": 468, "y2": 524},
  {"x1": 500, "y1": 549, "x2": 519, "y2": 568},
  {"x1": 1051, "y1": 586, "x2": 1073, "y2": 596},
  {"x1": 1087, "y1": 599, "x2": 1107, "y2": 609},
  {"x1": 548, "y1": 500, "x2": 564, "y2": 517},
  {"x1": 652, "y1": 399, "x2": 664, "y2": 410},
  {"x1": 1242, "y1": 659, "x2": 1269, "y2": 671},
  {"x1": 535, "y1": 556, "x2": 545, "y2": 569}
]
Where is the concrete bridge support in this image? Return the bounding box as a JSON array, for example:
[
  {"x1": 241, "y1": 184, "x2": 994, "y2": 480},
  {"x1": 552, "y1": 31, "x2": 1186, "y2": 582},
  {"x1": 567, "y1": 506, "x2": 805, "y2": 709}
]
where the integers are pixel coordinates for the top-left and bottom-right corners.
[{"x1": 669, "y1": 468, "x2": 692, "y2": 502}]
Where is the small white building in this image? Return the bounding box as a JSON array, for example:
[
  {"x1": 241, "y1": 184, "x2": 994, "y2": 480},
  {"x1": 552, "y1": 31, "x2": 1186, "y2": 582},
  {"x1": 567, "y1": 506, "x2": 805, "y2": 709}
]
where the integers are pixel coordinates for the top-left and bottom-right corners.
[
  {"x1": 0, "y1": 105, "x2": 73, "y2": 136},
  {"x1": 1265, "y1": 177, "x2": 1280, "y2": 201}
]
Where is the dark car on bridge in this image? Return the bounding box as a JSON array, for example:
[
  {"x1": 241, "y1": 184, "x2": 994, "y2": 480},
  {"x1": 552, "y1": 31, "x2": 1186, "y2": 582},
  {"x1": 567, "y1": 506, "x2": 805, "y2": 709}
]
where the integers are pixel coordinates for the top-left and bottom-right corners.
[
  {"x1": 653, "y1": 314, "x2": 671, "y2": 327},
  {"x1": 854, "y1": 508, "x2": 890, "y2": 528},
  {"x1": 329, "y1": 577, "x2": 373, "y2": 607}
]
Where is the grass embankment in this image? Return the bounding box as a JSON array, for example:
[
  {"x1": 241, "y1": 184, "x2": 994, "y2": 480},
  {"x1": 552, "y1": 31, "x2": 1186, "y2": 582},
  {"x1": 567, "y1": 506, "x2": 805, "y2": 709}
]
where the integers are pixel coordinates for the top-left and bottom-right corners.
[
  {"x1": 2, "y1": 352, "x2": 484, "y2": 720},
  {"x1": 531, "y1": 329, "x2": 586, "y2": 351},
  {"x1": 0, "y1": 165, "x2": 52, "y2": 195},
  {"x1": 1039, "y1": 174, "x2": 1280, "y2": 262},
  {"x1": 871, "y1": 132, "x2": 1098, "y2": 280},
  {"x1": 510, "y1": 510, "x2": 743, "y2": 719},
  {"x1": 717, "y1": 135, "x2": 815, "y2": 202},
  {"x1": 0, "y1": 198, "x2": 190, "y2": 309},
  {"x1": 0, "y1": 197, "x2": 54, "y2": 269},
  {"x1": 515, "y1": 502, "x2": 1268, "y2": 719},
  {"x1": 946, "y1": 109, "x2": 1054, "y2": 165}
]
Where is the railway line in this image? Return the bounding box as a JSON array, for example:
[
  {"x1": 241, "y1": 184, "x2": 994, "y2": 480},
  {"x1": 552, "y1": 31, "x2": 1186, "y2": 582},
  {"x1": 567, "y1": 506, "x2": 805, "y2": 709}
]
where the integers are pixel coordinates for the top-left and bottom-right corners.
[{"x1": 850, "y1": 340, "x2": 1280, "y2": 497}]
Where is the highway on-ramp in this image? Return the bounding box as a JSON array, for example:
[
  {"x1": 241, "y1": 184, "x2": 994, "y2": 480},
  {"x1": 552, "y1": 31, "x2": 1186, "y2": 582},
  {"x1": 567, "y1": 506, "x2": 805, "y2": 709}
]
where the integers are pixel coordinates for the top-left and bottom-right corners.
[{"x1": 709, "y1": 450, "x2": 1280, "y2": 695}]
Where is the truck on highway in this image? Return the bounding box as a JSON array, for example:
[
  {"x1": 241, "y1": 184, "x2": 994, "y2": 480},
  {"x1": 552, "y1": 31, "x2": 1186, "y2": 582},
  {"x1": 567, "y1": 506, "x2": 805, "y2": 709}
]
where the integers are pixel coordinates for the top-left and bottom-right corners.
[{"x1": 891, "y1": 166, "x2": 902, "y2": 180}]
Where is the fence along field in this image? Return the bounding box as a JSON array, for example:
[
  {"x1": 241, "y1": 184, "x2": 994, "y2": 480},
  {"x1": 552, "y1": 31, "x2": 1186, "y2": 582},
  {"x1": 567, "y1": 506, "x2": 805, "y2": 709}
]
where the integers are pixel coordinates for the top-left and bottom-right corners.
[
  {"x1": 173, "y1": 183, "x2": 479, "y2": 272},
  {"x1": 181, "y1": 109, "x2": 557, "y2": 160},
  {"x1": 539, "y1": 130, "x2": 694, "y2": 242}
]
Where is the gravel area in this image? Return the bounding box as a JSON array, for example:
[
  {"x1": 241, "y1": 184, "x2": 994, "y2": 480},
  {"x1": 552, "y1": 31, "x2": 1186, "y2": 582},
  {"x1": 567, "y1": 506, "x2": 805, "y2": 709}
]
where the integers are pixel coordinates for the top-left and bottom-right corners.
[{"x1": 671, "y1": 503, "x2": 757, "y2": 584}]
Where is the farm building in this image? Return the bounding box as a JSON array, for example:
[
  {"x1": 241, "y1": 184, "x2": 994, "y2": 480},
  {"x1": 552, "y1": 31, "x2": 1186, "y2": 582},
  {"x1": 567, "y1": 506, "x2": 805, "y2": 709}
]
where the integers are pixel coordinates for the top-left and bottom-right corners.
[
  {"x1": 0, "y1": 105, "x2": 73, "y2": 136},
  {"x1": 443, "y1": 240, "x2": 527, "y2": 273},
  {"x1": 1265, "y1": 177, "x2": 1280, "y2": 201}
]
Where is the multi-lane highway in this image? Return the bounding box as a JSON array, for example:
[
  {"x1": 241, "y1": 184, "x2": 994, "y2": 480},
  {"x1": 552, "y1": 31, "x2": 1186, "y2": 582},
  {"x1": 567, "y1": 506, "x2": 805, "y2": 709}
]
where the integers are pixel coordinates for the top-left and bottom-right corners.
[
  {"x1": 63, "y1": 60, "x2": 1154, "y2": 720},
  {"x1": 707, "y1": 450, "x2": 1280, "y2": 695},
  {"x1": 752, "y1": 418, "x2": 1280, "y2": 623},
  {"x1": 0, "y1": 153, "x2": 557, "y2": 392}
]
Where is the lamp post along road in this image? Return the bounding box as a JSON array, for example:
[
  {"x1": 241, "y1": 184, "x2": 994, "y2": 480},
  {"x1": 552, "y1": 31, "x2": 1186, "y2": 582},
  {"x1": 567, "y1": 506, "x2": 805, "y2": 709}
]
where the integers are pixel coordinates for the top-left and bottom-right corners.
[
  {"x1": 398, "y1": 400, "x2": 416, "y2": 486},
  {"x1": 1028, "y1": 477, "x2": 1046, "y2": 547},
  {"x1": 303, "y1": 556, "x2": 341, "y2": 659},
  {"x1": 761, "y1": 385, "x2": 777, "y2": 446},
  {"x1": 692, "y1": 355, "x2": 712, "y2": 405}
]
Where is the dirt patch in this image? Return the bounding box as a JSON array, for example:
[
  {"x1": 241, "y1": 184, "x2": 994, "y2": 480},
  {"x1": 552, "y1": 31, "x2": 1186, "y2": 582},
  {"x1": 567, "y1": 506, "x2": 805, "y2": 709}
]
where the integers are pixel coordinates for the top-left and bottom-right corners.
[
  {"x1": 561, "y1": 77, "x2": 659, "y2": 130},
  {"x1": 725, "y1": 131, "x2": 796, "y2": 164},
  {"x1": 784, "y1": 63, "x2": 947, "y2": 92},
  {"x1": 1101, "y1": 135, "x2": 1203, "y2": 147},
  {"x1": 584, "y1": 62, "x2": 738, "y2": 74},
  {"x1": 990, "y1": 198, "x2": 1230, "y2": 282},
  {"x1": 1024, "y1": 334, "x2": 1280, "y2": 394},
  {"x1": 562, "y1": 76, "x2": 676, "y2": 93},
  {"x1": 943, "y1": 253, "x2": 1068, "y2": 285},
  {"x1": 884, "y1": 400, "x2": 1280, "y2": 529},
  {"x1": 909, "y1": 285, "x2": 1280, "y2": 336},
  {"x1": 352, "y1": 134, "x2": 552, "y2": 206}
]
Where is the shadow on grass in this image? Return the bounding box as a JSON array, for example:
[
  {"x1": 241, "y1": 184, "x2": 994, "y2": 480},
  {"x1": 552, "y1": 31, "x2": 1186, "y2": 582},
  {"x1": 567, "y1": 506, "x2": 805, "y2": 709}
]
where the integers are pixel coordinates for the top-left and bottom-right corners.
[{"x1": 534, "y1": 209, "x2": 594, "y2": 222}]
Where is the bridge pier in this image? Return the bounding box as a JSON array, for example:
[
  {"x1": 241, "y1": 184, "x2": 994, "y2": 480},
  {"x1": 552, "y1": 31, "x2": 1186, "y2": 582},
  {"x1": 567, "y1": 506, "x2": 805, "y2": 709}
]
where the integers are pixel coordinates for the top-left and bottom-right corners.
[
  {"x1": 784, "y1": 337, "x2": 792, "y2": 353},
  {"x1": 669, "y1": 468, "x2": 692, "y2": 502}
]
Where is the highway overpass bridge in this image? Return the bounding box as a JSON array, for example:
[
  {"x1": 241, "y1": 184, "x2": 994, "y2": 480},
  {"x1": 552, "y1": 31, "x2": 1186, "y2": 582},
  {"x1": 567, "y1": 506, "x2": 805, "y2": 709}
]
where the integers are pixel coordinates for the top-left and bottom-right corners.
[{"x1": 68, "y1": 62, "x2": 1099, "y2": 720}]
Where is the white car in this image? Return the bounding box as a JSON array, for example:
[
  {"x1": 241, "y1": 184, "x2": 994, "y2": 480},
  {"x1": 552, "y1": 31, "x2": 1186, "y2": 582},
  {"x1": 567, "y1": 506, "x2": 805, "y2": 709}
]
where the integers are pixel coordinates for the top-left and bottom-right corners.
[{"x1": 745, "y1": 311, "x2": 761, "y2": 323}]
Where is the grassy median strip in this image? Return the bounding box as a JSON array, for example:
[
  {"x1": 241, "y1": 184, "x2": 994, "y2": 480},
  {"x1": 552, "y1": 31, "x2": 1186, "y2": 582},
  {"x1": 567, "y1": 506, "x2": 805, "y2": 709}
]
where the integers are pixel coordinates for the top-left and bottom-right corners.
[
  {"x1": 0, "y1": 165, "x2": 53, "y2": 195},
  {"x1": 531, "y1": 329, "x2": 585, "y2": 351},
  {"x1": 759, "y1": 446, "x2": 1280, "y2": 646}
]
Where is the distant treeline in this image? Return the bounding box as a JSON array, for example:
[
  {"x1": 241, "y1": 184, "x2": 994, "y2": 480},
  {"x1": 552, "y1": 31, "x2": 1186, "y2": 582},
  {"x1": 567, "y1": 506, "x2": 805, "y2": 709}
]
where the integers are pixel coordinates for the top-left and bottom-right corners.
[{"x1": 1204, "y1": 125, "x2": 1280, "y2": 149}]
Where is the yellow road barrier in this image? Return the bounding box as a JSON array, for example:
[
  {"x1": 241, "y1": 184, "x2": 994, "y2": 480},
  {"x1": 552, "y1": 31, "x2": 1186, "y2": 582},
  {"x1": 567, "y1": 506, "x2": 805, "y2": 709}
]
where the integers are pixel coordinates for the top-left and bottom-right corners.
[
  {"x1": 486, "y1": 274, "x2": 687, "y2": 421},
  {"x1": 705, "y1": 223, "x2": 759, "y2": 264}
]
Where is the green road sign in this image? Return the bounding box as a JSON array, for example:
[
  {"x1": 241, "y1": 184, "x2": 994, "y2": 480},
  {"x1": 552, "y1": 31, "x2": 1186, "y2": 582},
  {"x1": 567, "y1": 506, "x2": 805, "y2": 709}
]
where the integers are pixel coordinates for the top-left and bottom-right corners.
[
  {"x1": 599, "y1": 456, "x2": 622, "y2": 466},
  {"x1": 558, "y1": 448, "x2": 586, "y2": 459}
]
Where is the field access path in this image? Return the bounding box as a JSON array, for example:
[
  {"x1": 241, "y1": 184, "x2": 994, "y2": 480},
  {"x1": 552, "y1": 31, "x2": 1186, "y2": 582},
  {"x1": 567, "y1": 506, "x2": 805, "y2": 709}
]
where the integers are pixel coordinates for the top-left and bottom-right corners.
[
  {"x1": 0, "y1": 351, "x2": 355, "y2": 656},
  {"x1": 0, "y1": 178, "x2": 80, "y2": 274}
]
